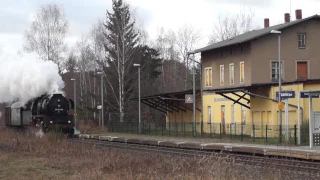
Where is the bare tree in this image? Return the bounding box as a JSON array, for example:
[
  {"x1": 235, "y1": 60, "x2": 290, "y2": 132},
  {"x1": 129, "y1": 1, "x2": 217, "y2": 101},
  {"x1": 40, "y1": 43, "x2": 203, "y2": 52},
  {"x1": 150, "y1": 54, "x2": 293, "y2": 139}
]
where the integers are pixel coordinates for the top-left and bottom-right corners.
[
  {"x1": 177, "y1": 24, "x2": 201, "y2": 90},
  {"x1": 90, "y1": 20, "x2": 108, "y2": 67},
  {"x1": 24, "y1": 3, "x2": 69, "y2": 73},
  {"x1": 65, "y1": 52, "x2": 77, "y2": 73},
  {"x1": 209, "y1": 7, "x2": 255, "y2": 44}
]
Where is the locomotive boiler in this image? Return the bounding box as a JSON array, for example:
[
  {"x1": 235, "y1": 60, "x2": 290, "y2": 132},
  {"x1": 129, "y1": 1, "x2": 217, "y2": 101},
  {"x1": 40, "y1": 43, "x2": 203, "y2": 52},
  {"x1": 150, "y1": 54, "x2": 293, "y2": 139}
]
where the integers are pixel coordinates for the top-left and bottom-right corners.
[{"x1": 5, "y1": 93, "x2": 75, "y2": 135}]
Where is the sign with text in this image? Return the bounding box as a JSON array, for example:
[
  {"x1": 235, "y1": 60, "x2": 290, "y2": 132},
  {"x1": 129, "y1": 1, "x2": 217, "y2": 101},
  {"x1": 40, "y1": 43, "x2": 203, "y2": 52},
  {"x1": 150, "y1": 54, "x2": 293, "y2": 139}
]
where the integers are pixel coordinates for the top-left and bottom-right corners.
[
  {"x1": 278, "y1": 101, "x2": 285, "y2": 110},
  {"x1": 276, "y1": 91, "x2": 295, "y2": 101},
  {"x1": 185, "y1": 94, "x2": 194, "y2": 103},
  {"x1": 300, "y1": 92, "x2": 320, "y2": 98}
]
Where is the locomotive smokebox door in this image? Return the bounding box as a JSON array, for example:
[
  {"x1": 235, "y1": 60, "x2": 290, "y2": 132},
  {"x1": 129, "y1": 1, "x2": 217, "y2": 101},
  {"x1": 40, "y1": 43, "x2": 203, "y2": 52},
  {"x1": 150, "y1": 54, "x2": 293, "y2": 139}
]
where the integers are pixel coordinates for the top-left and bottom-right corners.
[{"x1": 47, "y1": 94, "x2": 69, "y2": 116}]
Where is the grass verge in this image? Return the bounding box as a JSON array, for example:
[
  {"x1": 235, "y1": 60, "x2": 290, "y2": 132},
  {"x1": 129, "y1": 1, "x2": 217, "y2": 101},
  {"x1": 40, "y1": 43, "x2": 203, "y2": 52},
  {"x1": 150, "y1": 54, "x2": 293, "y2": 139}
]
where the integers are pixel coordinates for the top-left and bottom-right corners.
[{"x1": 0, "y1": 127, "x2": 316, "y2": 180}]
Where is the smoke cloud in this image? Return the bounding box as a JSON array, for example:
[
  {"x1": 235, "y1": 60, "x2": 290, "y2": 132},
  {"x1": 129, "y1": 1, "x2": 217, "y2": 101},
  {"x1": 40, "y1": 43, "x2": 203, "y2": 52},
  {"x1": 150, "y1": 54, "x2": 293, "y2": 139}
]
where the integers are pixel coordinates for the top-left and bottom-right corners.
[{"x1": 0, "y1": 50, "x2": 65, "y2": 105}]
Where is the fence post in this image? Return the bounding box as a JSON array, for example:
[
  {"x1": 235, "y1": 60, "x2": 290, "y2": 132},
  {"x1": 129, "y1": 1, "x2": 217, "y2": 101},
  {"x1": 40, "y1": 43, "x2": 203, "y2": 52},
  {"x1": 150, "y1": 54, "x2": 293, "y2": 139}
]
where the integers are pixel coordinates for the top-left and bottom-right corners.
[
  {"x1": 111, "y1": 120, "x2": 113, "y2": 132},
  {"x1": 253, "y1": 124, "x2": 255, "y2": 142},
  {"x1": 294, "y1": 124, "x2": 297, "y2": 145},
  {"x1": 266, "y1": 124, "x2": 268, "y2": 143},
  {"x1": 220, "y1": 123, "x2": 222, "y2": 139},
  {"x1": 210, "y1": 123, "x2": 212, "y2": 138},
  {"x1": 181, "y1": 120, "x2": 183, "y2": 131},
  {"x1": 230, "y1": 124, "x2": 232, "y2": 139},
  {"x1": 162, "y1": 123, "x2": 164, "y2": 136},
  {"x1": 169, "y1": 122, "x2": 171, "y2": 136},
  {"x1": 176, "y1": 122, "x2": 178, "y2": 137},
  {"x1": 132, "y1": 121, "x2": 134, "y2": 134},
  {"x1": 235, "y1": 123, "x2": 237, "y2": 136},
  {"x1": 279, "y1": 124, "x2": 282, "y2": 144},
  {"x1": 184, "y1": 122, "x2": 186, "y2": 137},
  {"x1": 201, "y1": 122, "x2": 203, "y2": 137},
  {"x1": 136, "y1": 121, "x2": 139, "y2": 134},
  {"x1": 241, "y1": 124, "x2": 243, "y2": 142}
]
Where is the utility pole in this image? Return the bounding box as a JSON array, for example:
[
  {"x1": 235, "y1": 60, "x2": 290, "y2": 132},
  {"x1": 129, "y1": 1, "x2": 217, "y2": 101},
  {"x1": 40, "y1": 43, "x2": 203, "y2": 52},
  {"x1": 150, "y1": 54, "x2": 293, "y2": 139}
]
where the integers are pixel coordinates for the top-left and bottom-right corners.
[
  {"x1": 71, "y1": 78, "x2": 77, "y2": 128},
  {"x1": 97, "y1": 72, "x2": 104, "y2": 130},
  {"x1": 192, "y1": 55, "x2": 196, "y2": 138},
  {"x1": 101, "y1": 73, "x2": 104, "y2": 130},
  {"x1": 271, "y1": 30, "x2": 282, "y2": 143},
  {"x1": 278, "y1": 33, "x2": 282, "y2": 143},
  {"x1": 133, "y1": 64, "x2": 141, "y2": 133}
]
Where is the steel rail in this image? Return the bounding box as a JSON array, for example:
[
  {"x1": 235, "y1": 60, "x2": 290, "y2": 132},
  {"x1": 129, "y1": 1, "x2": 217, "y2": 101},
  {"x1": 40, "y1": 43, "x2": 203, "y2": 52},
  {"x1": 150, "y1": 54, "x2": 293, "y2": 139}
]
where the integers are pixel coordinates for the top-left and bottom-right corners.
[{"x1": 68, "y1": 138, "x2": 320, "y2": 176}]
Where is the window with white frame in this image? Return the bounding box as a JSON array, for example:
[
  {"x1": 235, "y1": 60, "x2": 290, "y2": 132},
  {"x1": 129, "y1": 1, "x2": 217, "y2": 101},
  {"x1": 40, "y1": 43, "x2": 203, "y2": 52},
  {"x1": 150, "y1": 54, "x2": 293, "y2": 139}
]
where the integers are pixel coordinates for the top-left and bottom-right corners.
[
  {"x1": 298, "y1": 33, "x2": 306, "y2": 49},
  {"x1": 271, "y1": 61, "x2": 283, "y2": 81},
  {"x1": 205, "y1": 67, "x2": 212, "y2": 87},
  {"x1": 229, "y1": 63, "x2": 234, "y2": 84},
  {"x1": 220, "y1": 65, "x2": 224, "y2": 85},
  {"x1": 240, "y1": 62, "x2": 245, "y2": 83}
]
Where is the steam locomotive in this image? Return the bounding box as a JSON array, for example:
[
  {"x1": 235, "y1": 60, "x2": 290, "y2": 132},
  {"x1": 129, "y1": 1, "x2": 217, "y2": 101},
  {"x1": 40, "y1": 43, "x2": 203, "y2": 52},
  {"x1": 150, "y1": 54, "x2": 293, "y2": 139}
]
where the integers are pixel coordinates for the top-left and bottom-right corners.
[{"x1": 4, "y1": 93, "x2": 75, "y2": 135}]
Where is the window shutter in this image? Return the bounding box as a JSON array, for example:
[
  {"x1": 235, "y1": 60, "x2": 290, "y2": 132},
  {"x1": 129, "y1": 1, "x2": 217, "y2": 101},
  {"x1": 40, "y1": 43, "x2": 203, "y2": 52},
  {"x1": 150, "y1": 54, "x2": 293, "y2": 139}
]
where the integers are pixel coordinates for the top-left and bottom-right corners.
[{"x1": 297, "y1": 62, "x2": 308, "y2": 79}]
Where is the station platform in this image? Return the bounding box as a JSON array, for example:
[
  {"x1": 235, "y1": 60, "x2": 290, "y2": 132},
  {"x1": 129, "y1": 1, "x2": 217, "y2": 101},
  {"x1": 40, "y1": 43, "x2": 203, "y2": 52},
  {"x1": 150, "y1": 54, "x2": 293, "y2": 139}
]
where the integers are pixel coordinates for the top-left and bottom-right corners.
[{"x1": 76, "y1": 132, "x2": 320, "y2": 161}]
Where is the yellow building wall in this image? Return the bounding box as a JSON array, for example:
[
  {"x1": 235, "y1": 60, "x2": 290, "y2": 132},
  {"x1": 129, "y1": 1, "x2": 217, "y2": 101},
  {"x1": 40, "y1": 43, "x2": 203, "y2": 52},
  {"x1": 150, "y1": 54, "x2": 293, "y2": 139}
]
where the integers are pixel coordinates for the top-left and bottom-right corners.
[
  {"x1": 301, "y1": 84, "x2": 320, "y2": 121},
  {"x1": 250, "y1": 83, "x2": 320, "y2": 137},
  {"x1": 202, "y1": 92, "x2": 251, "y2": 135},
  {"x1": 164, "y1": 83, "x2": 320, "y2": 136},
  {"x1": 165, "y1": 96, "x2": 201, "y2": 132}
]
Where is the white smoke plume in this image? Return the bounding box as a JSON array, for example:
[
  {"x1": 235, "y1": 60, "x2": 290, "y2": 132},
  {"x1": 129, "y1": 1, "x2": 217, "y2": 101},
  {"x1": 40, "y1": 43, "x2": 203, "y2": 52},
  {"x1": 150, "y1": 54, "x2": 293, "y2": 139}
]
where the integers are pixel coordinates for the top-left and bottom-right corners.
[{"x1": 0, "y1": 49, "x2": 65, "y2": 105}]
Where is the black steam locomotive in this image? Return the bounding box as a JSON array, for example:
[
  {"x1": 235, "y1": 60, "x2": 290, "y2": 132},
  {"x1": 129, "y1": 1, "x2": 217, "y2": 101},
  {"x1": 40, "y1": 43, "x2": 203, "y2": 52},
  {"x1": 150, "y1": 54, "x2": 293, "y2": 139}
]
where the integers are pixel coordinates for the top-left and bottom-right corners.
[{"x1": 4, "y1": 93, "x2": 75, "y2": 135}]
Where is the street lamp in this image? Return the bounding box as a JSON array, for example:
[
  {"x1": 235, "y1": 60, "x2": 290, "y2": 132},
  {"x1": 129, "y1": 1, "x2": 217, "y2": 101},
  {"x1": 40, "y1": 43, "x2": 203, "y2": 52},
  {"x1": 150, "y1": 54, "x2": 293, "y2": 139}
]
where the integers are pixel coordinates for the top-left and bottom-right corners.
[
  {"x1": 133, "y1": 63, "x2": 141, "y2": 133},
  {"x1": 97, "y1": 71, "x2": 104, "y2": 130},
  {"x1": 271, "y1": 29, "x2": 282, "y2": 142},
  {"x1": 187, "y1": 52, "x2": 197, "y2": 138},
  {"x1": 71, "y1": 78, "x2": 77, "y2": 129}
]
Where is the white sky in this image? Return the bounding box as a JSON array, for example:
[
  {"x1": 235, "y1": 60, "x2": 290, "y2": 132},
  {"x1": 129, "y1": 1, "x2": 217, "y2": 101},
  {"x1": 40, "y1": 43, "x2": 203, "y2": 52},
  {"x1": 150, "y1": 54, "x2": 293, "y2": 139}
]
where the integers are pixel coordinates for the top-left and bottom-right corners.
[{"x1": 0, "y1": 0, "x2": 319, "y2": 55}]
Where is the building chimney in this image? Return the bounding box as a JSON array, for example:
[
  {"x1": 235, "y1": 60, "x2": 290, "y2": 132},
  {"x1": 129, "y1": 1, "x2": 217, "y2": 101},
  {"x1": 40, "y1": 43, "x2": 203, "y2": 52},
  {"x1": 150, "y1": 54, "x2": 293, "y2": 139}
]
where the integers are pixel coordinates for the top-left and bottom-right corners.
[
  {"x1": 264, "y1": 18, "x2": 269, "y2": 28},
  {"x1": 284, "y1": 13, "x2": 290, "y2": 23},
  {"x1": 296, "y1": 9, "x2": 302, "y2": 20}
]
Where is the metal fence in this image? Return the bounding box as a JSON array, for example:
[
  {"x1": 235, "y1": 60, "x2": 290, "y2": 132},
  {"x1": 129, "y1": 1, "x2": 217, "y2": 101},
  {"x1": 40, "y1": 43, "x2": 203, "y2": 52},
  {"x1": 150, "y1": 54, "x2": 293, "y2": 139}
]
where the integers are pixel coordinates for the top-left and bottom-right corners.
[{"x1": 107, "y1": 121, "x2": 310, "y2": 145}]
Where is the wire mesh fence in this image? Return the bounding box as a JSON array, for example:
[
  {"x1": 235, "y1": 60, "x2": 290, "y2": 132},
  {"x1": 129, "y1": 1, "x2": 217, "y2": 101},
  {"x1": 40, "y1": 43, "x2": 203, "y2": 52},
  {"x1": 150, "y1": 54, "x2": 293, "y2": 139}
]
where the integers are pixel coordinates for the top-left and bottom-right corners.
[{"x1": 107, "y1": 121, "x2": 308, "y2": 145}]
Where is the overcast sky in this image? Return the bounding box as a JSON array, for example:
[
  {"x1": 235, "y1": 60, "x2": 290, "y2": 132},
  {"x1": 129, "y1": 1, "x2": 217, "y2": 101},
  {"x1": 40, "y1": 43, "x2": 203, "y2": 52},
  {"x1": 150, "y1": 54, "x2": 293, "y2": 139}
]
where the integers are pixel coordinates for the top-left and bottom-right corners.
[{"x1": 1, "y1": 0, "x2": 319, "y2": 55}]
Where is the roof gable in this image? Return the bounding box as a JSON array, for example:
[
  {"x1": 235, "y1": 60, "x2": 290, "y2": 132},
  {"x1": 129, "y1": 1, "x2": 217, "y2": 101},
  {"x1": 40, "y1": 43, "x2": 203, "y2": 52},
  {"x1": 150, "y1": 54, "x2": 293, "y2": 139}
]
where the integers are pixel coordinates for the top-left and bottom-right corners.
[{"x1": 194, "y1": 15, "x2": 320, "y2": 53}]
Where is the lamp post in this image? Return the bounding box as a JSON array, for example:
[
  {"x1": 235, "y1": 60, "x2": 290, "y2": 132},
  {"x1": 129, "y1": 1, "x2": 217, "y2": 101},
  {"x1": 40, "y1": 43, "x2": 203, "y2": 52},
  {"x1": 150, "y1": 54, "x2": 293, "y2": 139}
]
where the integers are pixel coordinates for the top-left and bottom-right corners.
[
  {"x1": 71, "y1": 78, "x2": 77, "y2": 129},
  {"x1": 271, "y1": 30, "x2": 282, "y2": 142},
  {"x1": 192, "y1": 55, "x2": 196, "y2": 138},
  {"x1": 133, "y1": 63, "x2": 141, "y2": 133},
  {"x1": 97, "y1": 71, "x2": 104, "y2": 130}
]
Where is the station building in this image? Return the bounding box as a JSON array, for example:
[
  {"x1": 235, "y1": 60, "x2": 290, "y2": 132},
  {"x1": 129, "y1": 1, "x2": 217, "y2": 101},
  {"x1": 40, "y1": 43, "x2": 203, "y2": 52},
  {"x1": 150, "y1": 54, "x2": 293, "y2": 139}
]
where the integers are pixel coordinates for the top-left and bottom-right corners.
[{"x1": 141, "y1": 10, "x2": 320, "y2": 137}]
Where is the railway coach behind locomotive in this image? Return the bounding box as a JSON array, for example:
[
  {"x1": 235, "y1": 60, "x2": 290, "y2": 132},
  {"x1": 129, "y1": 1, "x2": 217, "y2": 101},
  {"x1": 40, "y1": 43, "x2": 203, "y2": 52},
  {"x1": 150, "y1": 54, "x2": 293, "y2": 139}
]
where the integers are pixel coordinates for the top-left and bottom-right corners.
[{"x1": 5, "y1": 93, "x2": 75, "y2": 135}]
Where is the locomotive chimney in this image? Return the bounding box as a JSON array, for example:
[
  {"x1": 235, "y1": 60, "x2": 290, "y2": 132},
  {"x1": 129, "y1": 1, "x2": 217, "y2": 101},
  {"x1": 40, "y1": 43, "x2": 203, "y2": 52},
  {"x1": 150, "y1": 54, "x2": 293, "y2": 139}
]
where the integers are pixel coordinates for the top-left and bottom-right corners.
[
  {"x1": 296, "y1": 9, "x2": 302, "y2": 20},
  {"x1": 264, "y1": 18, "x2": 269, "y2": 28},
  {"x1": 284, "y1": 13, "x2": 290, "y2": 23}
]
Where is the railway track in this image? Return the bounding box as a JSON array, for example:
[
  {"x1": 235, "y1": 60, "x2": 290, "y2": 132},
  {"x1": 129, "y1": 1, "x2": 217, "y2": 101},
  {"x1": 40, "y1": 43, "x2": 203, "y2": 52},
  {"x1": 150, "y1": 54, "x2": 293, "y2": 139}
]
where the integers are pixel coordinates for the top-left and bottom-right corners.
[{"x1": 68, "y1": 138, "x2": 320, "y2": 176}]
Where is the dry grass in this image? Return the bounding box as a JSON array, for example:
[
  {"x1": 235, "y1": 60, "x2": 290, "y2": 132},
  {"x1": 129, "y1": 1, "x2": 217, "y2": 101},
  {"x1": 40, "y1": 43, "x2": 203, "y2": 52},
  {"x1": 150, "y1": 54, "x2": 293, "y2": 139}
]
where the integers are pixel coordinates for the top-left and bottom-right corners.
[{"x1": 0, "y1": 127, "x2": 316, "y2": 180}]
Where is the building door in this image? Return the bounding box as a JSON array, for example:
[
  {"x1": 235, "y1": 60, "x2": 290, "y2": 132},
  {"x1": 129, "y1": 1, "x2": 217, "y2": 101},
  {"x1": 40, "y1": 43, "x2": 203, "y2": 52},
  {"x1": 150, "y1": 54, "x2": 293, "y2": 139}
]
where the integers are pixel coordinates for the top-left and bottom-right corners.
[
  {"x1": 208, "y1": 106, "x2": 212, "y2": 123},
  {"x1": 241, "y1": 106, "x2": 246, "y2": 124},
  {"x1": 208, "y1": 106, "x2": 212, "y2": 133},
  {"x1": 297, "y1": 62, "x2": 308, "y2": 79},
  {"x1": 231, "y1": 104, "x2": 235, "y2": 124},
  {"x1": 221, "y1": 105, "x2": 226, "y2": 134}
]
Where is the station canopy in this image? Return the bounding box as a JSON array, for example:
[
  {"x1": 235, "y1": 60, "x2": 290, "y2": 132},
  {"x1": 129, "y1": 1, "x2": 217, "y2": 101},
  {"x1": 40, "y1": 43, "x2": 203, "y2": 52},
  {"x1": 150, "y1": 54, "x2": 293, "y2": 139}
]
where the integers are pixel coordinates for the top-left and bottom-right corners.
[
  {"x1": 136, "y1": 89, "x2": 201, "y2": 113},
  {"x1": 136, "y1": 81, "x2": 319, "y2": 113},
  {"x1": 213, "y1": 88, "x2": 251, "y2": 109}
]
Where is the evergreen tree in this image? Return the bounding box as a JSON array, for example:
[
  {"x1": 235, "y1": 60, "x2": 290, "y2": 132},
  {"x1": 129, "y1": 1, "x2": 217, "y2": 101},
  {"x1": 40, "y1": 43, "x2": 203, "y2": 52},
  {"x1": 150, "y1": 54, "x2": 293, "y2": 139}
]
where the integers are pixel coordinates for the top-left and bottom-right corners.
[{"x1": 104, "y1": 0, "x2": 162, "y2": 122}]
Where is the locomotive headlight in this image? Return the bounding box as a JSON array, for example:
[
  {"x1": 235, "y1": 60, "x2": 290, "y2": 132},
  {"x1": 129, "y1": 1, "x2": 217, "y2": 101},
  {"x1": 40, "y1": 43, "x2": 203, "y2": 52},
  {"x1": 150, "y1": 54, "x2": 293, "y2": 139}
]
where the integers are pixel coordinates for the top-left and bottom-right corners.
[
  {"x1": 50, "y1": 121, "x2": 53, "y2": 124},
  {"x1": 68, "y1": 121, "x2": 71, "y2": 123}
]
